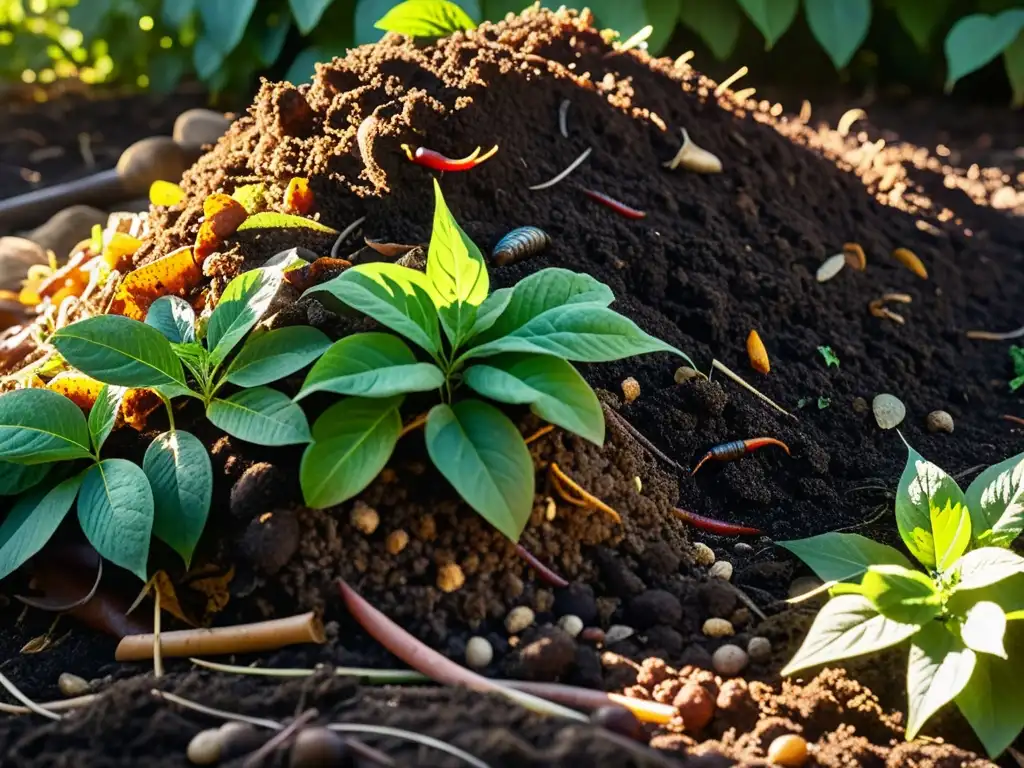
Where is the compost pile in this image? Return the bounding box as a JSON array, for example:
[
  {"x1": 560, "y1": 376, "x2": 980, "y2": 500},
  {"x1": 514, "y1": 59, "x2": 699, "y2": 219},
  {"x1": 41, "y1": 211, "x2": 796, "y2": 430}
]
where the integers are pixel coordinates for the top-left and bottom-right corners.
[{"x1": 0, "y1": 6, "x2": 1022, "y2": 767}]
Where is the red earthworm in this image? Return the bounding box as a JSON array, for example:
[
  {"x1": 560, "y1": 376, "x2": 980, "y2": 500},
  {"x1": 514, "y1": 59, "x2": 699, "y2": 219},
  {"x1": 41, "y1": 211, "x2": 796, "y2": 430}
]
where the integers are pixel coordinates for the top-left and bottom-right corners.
[
  {"x1": 581, "y1": 188, "x2": 646, "y2": 219},
  {"x1": 1003, "y1": 414, "x2": 1024, "y2": 427},
  {"x1": 401, "y1": 144, "x2": 498, "y2": 171},
  {"x1": 672, "y1": 508, "x2": 763, "y2": 536},
  {"x1": 691, "y1": 437, "x2": 791, "y2": 475},
  {"x1": 515, "y1": 544, "x2": 569, "y2": 588}
]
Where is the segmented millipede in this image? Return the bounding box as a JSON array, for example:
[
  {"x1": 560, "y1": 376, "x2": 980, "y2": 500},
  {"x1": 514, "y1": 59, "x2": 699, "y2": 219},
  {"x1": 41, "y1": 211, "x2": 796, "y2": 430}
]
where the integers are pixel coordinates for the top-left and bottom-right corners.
[{"x1": 491, "y1": 226, "x2": 551, "y2": 266}]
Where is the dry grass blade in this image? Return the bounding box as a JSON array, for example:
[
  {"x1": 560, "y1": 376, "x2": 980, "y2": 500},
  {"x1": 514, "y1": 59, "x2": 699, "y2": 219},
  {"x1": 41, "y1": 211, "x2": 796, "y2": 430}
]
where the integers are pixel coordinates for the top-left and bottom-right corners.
[
  {"x1": 328, "y1": 724, "x2": 492, "y2": 768},
  {"x1": 189, "y1": 657, "x2": 429, "y2": 683},
  {"x1": 528, "y1": 147, "x2": 592, "y2": 191},
  {"x1": 243, "y1": 708, "x2": 317, "y2": 768},
  {"x1": 710, "y1": 360, "x2": 796, "y2": 420},
  {"x1": 0, "y1": 672, "x2": 61, "y2": 720},
  {"x1": 152, "y1": 689, "x2": 282, "y2": 730},
  {"x1": 966, "y1": 325, "x2": 1024, "y2": 341}
]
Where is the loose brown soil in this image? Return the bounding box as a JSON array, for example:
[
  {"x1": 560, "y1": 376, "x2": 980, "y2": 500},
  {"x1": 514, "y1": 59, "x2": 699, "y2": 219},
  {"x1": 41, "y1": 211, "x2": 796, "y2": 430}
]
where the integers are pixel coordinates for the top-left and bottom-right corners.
[{"x1": 1, "y1": 7, "x2": 1022, "y2": 767}]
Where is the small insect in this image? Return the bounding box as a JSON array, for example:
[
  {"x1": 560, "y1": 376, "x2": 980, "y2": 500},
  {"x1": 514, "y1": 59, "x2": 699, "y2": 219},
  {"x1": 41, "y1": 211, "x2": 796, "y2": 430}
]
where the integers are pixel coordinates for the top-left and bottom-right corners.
[
  {"x1": 581, "y1": 188, "x2": 647, "y2": 219},
  {"x1": 691, "y1": 437, "x2": 791, "y2": 475},
  {"x1": 491, "y1": 226, "x2": 550, "y2": 266}
]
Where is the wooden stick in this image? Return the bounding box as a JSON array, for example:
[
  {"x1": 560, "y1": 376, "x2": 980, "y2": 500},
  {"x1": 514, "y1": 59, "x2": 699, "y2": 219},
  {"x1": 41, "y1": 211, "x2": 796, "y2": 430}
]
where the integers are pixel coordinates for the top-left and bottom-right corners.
[
  {"x1": 503, "y1": 681, "x2": 675, "y2": 724},
  {"x1": 116, "y1": 612, "x2": 325, "y2": 661},
  {"x1": 710, "y1": 359, "x2": 796, "y2": 420}
]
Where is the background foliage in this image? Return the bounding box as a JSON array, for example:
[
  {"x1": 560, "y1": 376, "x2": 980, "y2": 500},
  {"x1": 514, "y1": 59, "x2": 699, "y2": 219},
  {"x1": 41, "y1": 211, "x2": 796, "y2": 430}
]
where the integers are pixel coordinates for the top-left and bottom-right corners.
[{"x1": 1, "y1": 0, "x2": 1022, "y2": 103}]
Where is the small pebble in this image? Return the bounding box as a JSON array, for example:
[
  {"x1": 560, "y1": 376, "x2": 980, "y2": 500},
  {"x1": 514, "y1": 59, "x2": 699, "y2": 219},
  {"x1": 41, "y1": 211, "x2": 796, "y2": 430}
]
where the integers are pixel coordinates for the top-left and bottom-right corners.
[
  {"x1": 692, "y1": 542, "x2": 716, "y2": 567},
  {"x1": 711, "y1": 644, "x2": 749, "y2": 676},
  {"x1": 187, "y1": 729, "x2": 224, "y2": 765},
  {"x1": 851, "y1": 396, "x2": 869, "y2": 414},
  {"x1": 557, "y1": 614, "x2": 584, "y2": 637},
  {"x1": 733, "y1": 542, "x2": 753, "y2": 556},
  {"x1": 788, "y1": 576, "x2": 823, "y2": 600},
  {"x1": 58, "y1": 673, "x2": 89, "y2": 697},
  {"x1": 872, "y1": 393, "x2": 906, "y2": 430},
  {"x1": 926, "y1": 410, "x2": 954, "y2": 434},
  {"x1": 466, "y1": 636, "x2": 494, "y2": 668},
  {"x1": 673, "y1": 682, "x2": 715, "y2": 732},
  {"x1": 290, "y1": 727, "x2": 349, "y2": 767},
  {"x1": 579, "y1": 627, "x2": 605, "y2": 645},
  {"x1": 708, "y1": 561, "x2": 733, "y2": 581},
  {"x1": 436, "y1": 562, "x2": 465, "y2": 593},
  {"x1": 605, "y1": 624, "x2": 636, "y2": 644},
  {"x1": 674, "y1": 366, "x2": 700, "y2": 384},
  {"x1": 767, "y1": 733, "x2": 809, "y2": 767},
  {"x1": 505, "y1": 605, "x2": 536, "y2": 634},
  {"x1": 590, "y1": 706, "x2": 646, "y2": 742},
  {"x1": 621, "y1": 377, "x2": 640, "y2": 403},
  {"x1": 747, "y1": 636, "x2": 772, "y2": 663},
  {"x1": 350, "y1": 502, "x2": 379, "y2": 535},
  {"x1": 385, "y1": 529, "x2": 409, "y2": 555},
  {"x1": 702, "y1": 618, "x2": 735, "y2": 638}
]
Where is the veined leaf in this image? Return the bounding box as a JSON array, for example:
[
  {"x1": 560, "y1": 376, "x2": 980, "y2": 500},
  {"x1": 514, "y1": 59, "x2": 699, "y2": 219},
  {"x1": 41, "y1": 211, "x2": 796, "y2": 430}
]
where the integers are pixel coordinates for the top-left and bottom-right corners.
[
  {"x1": 779, "y1": 532, "x2": 914, "y2": 585},
  {"x1": 678, "y1": 0, "x2": 742, "y2": 60},
  {"x1": 206, "y1": 267, "x2": 284, "y2": 366},
  {"x1": 736, "y1": 0, "x2": 799, "y2": 48},
  {"x1": 944, "y1": 10, "x2": 1024, "y2": 90},
  {"x1": 143, "y1": 430, "x2": 213, "y2": 567},
  {"x1": 145, "y1": 295, "x2": 196, "y2": 344},
  {"x1": 78, "y1": 459, "x2": 154, "y2": 581},
  {"x1": 893, "y1": 0, "x2": 952, "y2": 51},
  {"x1": 0, "y1": 473, "x2": 83, "y2": 581},
  {"x1": 955, "y1": 623, "x2": 1024, "y2": 757},
  {"x1": 207, "y1": 387, "x2": 311, "y2": 446},
  {"x1": 895, "y1": 446, "x2": 967, "y2": 571},
  {"x1": 88, "y1": 384, "x2": 127, "y2": 453},
  {"x1": 906, "y1": 622, "x2": 976, "y2": 739},
  {"x1": 952, "y1": 547, "x2": 1024, "y2": 592},
  {"x1": 426, "y1": 179, "x2": 488, "y2": 307},
  {"x1": 374, "y1": 0, "x2": 476, "y2": 37},
  {"x1": 235, "y1": 211, "x2": 337, "y2": 233},
  {"x1": 964, "y1": 451, "x2": 1024, "y2": 547},
  {"x1": 0, "y1": 388, "x2": 93, "y2": 465},
  {"x1": 948, "y1": 572, "x2": 1024, "y2": 623},
  {"x1": 0, "y1": 461, "x2": 50, "y2": 496},
  {"x1": 858, "y1": 564, "x2": 941, "y2": 624},
  {"x1": 225, "y1": 326, "x2": 332, "y2": 388},
  {"x1": 804, "y1": 0, "x2": 871, "y2": 69}
]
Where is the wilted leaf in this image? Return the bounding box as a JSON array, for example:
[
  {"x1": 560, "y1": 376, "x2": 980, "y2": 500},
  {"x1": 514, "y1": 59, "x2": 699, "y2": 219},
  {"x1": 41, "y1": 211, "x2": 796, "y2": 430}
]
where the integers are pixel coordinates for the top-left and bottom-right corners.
[
  {"x1": 46, "y1": 371, "x2": 105, "y2": 412},
  {"x1": 110, "y1": 247, "x2": 202, "y2": 321},
  {"x1": 203, "y1": 194, "x2": 249, "y2": 239},
  {"x1": 102, "y1": 233, "x2": 143, "y2": 271}
]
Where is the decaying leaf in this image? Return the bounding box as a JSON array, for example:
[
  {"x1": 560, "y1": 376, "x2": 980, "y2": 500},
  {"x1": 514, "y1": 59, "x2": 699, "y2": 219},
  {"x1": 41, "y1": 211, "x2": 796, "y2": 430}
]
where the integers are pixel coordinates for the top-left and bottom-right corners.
[
  {"x1": 231, "y1": 184, "x2": 266, "y2": 214},
  {"x1": 364, "y1": 238, "x2": 420, "y2": 258},
  {"x1": 203, "y1": 194, "x2": 249, "y2": 239},
  {"x1": 121, "y1": 387, "x2": 163, "y2": 431},
  {"x1": 284, "y1": 177, "x2": 314, "y2": 215},
  {"x1": 236, "y1": 212, "x2": 337, "y2": 234},
  {"x1": 193, "y1": 220, "x2": 219, "y2": 264},
  {"x1": 110, "y1": 246, "x2": 201, "y2": 320},
  {"x1": 102, "y1": 232, "x2": 142, "y2": 271},
  {"x1": 282, "y1": 257, "x2": 352, "y2": 292},
  {"x1": 130, "y1": 566, "x2": 234, "y2": 627},
  {"x1": 46, "y1": 371, "x2": 104, "y2": 411},
  {"x1": 149, "y1": 180, "x2": 185, "y2": 207},
  {"x1": 38, "y1": 251, "x2": 91, "y2": 304}
]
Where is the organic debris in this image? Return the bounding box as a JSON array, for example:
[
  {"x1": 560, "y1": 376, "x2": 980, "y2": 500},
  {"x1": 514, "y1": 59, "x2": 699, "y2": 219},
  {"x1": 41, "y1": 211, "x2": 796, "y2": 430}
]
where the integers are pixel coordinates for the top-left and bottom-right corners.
[
  {"x1": 868, "y1": 292, "x2": 912, "y2": 324},
  {"x1": 816, "y1": 253, "x2": 846, "y2": 282},
  {"x1": 965, "y1": 324, "x2": 1024, "y2": 341},
  {"x1": 892, "y1": 247, "x2": 928, "y2": 279},
  {"x1": 580, "y1": 188, "x2": 646, "y2": 219},
  {"x1": 842, "y1": 242, "x2": 866, "y2": 270},
  {"x1": 691, "y1": 437, "x2": 791, "y2": 476},
  {"x1": 528, "y1": 147, "x2": 591, "y2": 191},
  {"x1": 109, "y1": 246, "x2": 201, "y2": 320},
  {"x1": 283, "y1": 177, "x2": 314, "y2": 215},
  {"x1": 710, "y1": 360, "x2": 796, "y2": 420},
  {"x1": 662, "y1": 128, "x2": 722, "y2": 173},
  {"x1": 817, "y1": 346, "x2": 840, "y2": 368},
  {"x1": 746, "y1": 329, "x2": 770, "y2": 374},
  {"x1": 548, "y1": 462, "x2": 623, "y2": 523}
]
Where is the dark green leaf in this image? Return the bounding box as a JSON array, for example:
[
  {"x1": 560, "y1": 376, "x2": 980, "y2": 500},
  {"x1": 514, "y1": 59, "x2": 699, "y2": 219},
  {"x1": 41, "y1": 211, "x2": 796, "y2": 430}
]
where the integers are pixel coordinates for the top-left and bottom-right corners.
[
  {"x1": 146, "y1": 296, "x2": 196, "y2": 344},
  {"x1": 374, "y1": 0, "x2": 477, "y2": 37},
  {"x1": 258, "y1": 12, "x2": 291, "y2": 66},
  {"x1": 643, "y1": 0, "x2": 680, "y2": 53},
  {"x1": 207, "y1": 387, "x2": 311, "y2": 446},
  {"x1": 944, "y1": 10, "x2": 1024, "y2": 90},
  {"x1": 736, "y1": 0, "x2": 799, "y2": 48},
  {"x1": 463, "y1": 354, "x2": 604, "y2": 444},
  {"x1": 289, "y1": 0, "x2": 334, "y2": 34},
  {"x1": 893, "y1": 0, "x2": 952, "y2": 50},
  {"x1": 804, "y1": 0, "x2": 871, "y2": 69},
  {"x1": 143, "y1": 430, "x2": 212, "y2": 567},
  {"x1": 0, "y1": 388, "x2": 93, "y2": 465},
  {"x1": 78, "y1": 459, "x2": 154, "y2": 581},
  {"x1": 817, "y1": 345, "x2": 840, "y2": 368},
  {"x1": 906, "y1": 622, "x2": 976, "y2": 739},
  {"x1": 586, "y1": 0, "x2": 649, "y2": 41},
  {"x1": 236, "y1": 212, "x2": 337, "y2": 234},
  {"x1": 162, "y1": 0, "x2": 197, "y2": 29},
  {"x1": 425, "y1": 399, "x2": 534, "y2": 541},
  {"x1": 955, "y1": 622, "x2": 1024, "y2": 757},
  {"x1": 0, "y1": 473, "x2": 82, "y2": 581},
  {"x1": 296, "y1": 332, "x2": 445, "y2": 400},
  {"x1": 52, "y1": 316, "x2": 186, "y2": 389},
  {"x1": 1007, "y1": 35, "x2": 1024, "y2": 108},
  {"x1": 301, "y1": 396, "x2": 403, "y2": 509},
  {"x1": 781, "y1": 594, "x2": 921, "y2": 676},
  {"x1": 193, "y1": 35, "x2": 225, "y2": 80},
  {"x1": 88, "y1": 384, "x2": 126, "y2": 454},
  {"x1": 858, "y1": 564, "x2": 941, "y2": 624},
  {"x1": 895, "y1": 446, "x2": 967, "y2": 571},
  {"x1": 199, "y1": 0, "x2": 258, "y2": 55},
  {"x1": 962, "y1": 601, "x2": 1007, "y2": 658},
  {"x1": 778, "y1": 532, "x2": 914, "y2": 584},
  {"x1": 952, "y1": 547, "x2": 1024, "y2": 592},
  {"x1": 0, "y1": 462, "x2": 50, "y2": 497},
  {"x1": 678, "y1": 0, "x2": 742, "y2": 60},
  {"x1": 964, "y1": 451, "x2": 1024, "y2": 547},
  {"x1": 225, "y1": 326, "x2": 332, "y2": 388},
  {"x1": 426, "y1": 179, "x2": 488, "y2": 307},
  {"x1": 207, "y1": 268, "x2": 284, "y2": 367}
]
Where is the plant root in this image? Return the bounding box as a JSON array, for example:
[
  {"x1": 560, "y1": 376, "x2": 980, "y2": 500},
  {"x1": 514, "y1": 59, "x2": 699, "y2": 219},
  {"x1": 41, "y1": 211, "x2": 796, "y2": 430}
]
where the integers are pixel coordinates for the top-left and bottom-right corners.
[{"x1": 548, "y1": 462, "x2": 622, "y2": 524}]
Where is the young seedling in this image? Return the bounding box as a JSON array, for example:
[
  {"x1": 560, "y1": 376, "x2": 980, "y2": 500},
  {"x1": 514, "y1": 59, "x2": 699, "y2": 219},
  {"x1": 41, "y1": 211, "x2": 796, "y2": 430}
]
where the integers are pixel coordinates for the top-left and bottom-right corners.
[
  {"x1": 780, "y1": 443, "x2": 1024, "y2": 757},
  {"x1": 297, "y1": 179, "x2": 692, "y2": 541}
]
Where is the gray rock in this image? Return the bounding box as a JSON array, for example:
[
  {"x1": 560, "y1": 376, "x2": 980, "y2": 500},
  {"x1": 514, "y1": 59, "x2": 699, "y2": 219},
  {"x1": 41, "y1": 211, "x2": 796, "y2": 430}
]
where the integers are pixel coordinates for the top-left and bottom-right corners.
[{"x1": 24, "y1": 206, "x2": 105, "y2": 260}]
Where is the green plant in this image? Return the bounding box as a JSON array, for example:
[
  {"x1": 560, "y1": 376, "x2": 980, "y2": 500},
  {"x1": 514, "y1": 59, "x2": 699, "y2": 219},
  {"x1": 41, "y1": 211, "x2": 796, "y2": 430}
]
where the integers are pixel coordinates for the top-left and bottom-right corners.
[
  {"x1": 374, "y1": 0, "x2": 474, "y2": 37},
  {"x1": 1009, "y1": 345, "x2": 1024, "y2": 392},
  {"x1": 297, "y1": 179, "x2": 690, "y2": 540},
  {"x1": 780, "y1": 443, "x2": 1024, "y2": 757}
]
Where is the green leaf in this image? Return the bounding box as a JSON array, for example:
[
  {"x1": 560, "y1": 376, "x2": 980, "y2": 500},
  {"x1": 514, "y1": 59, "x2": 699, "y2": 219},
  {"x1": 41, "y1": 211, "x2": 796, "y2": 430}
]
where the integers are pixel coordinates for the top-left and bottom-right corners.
[
  {"x1": 77, "y1": 459, "x2": 154, "y2": 581},
  {"x1": 462, "y1": 354, "x2": 604, "y2": 445},
  {"x1": 236, "y1": 212, "x2": 338, "y2": 234},
  {"x1": 471, "y1": 267, "x2": 614, "y2": 344},
  {"x1": 817, "y1": 345, "x2": 840, "y2": 368},
  {"x1": 1008, "y1": 34, "x2": 1024, "y2": 109},
  {"x1": 289, "y1": 0, "x2": 334, "y2": 34},
  {"x1": 146, "y1": 295, "x2": 196, "y2": 344},
  {"x1": 207, "y1": 268, "x2": 284, "y2": 367},
  {"x1": 192, "y1": 35, "x2": 224, "y2": 81},
  {"x1": 961, "y1": 601, "x2": 1007, "y2": 658},
  {"x1": 944, "y1": 10, "x2": 1024, "y2": 90},
  {"x1": 425, "y1": 400, "x2": 534, "y2": 541},
  {"x1": 225, "y1": 326, "x2": 332, "y2": 388},
  {"x1": 1010, "y1": 346, "x2": 1024, "y2": 391},
  {"x1": 948, "y1": 573, "x2": 1024, "y2": 622},
  {"x1": 296, "y1": 333, "x2": 445, "y2": 400},
  {"x1": 207, "y1": 387, "x2": 311, "y2": 446},
  {"x1": 301, "y1": 396, "x2": 403, "y2": 509},
  {"x1": 906, "y1": 622, "x2": 976, "y2": 739},
  {"x1": 143, "y1": 430, "x2": 213, "y2": 567},
  {"x1": 257, "y1": 12, "x2": 291, "y2": 67},
  {"x1": 804, "y1": 0, "x2": 871, "y2": 69},
  {"x1": 0, "y1": 389, "x2": 93, "y2": 465},
  {"x1": 893, "y1": 0, "x2": 952, "y2": 50},
  {"x1": 304, "y1": 268, "x2": 442, "y2": 357},
  {"x1": 955, "y1": 623, "x2": 1024, "y2": 757},
  {"x1": 952, "y1": 547, "x2": 1024, "y2": 592},
  {"x1": 198, "y1": 0, "x2": 258, "y2": 55},
  {"x1": 53, "y1": 316, "x2": 186, "y2": 389},
  {"x1": 780, "y1": 594, "x2": 921, "y2": 676},
  {"x1": 0, "y1": 461, "x2": 50, "y2": 497},
  {"x1": 0, "y1": 473, "x2": 82, "y2": 581},
  {"x1": 374, "y1": 0, "x2": 476, "y2": 37},
  {"x1": 644, "y1": 0, "x2": 681, "y2": 53},
  {"x1": 163, "y1": 0, "x2": 196, "y2": 29},
  {"x1": 88, "y1": 384, "x2": 126, "y2": 454},
  {"x1": 351, "y1": 261, "x2": 446, "y2": 307},
  {"x1": 426, "y1": 179, "x2": 488, "y2": 308},
  {"x1": 736, "y1": 0, "x2": 799, "y2": 48},
  {"x1": 467, "y1": 304, "x2": 690, "y2": 365},
  {"x1": 895, "y1": 447, "x2": 967, "y2": 571},
  {"x1": 778, "y1": 532, "x2": 916, "y2": 584},
  {"x1": 964, "y1": 451, "x2": 1024, "y2": 547},
  {"x1": 678, "y1": 0, "x2": 742, "y2": 60},
  {"x1": 858, "y1": 564, "x2": 941, "y2": 624}
]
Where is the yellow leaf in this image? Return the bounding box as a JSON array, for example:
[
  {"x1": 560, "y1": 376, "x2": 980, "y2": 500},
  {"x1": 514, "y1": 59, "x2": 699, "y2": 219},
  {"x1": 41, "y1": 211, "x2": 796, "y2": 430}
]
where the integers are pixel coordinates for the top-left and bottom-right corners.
[{"x1": 149, "y1": 180, "x2": 185, "y2": 207}]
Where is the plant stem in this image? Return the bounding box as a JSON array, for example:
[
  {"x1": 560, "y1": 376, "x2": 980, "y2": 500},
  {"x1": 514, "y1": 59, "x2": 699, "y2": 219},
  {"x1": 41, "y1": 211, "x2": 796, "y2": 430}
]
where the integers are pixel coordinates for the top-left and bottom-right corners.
[{"x1": 156, "y1": 390, "x2": 175, "y2": 431}]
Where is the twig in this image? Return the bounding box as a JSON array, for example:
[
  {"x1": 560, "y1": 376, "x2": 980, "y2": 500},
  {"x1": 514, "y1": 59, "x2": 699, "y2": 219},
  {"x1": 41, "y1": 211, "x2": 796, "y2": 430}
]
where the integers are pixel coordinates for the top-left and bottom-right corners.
[
  {"x1": 558, "y1": 100, "x2": 571, "y2": 139},
  {"x1": 243, "y1": 708, "x2": 318, "y2": 768},
  {"x1": 399, "y1": 412, "x2": 429, "y2": 438},
  {"x1": 966, "y1": 325, "x2": 1024, "y2": 341},
  {"x1": 345, "y1": 737, "x2": 397, "y2": 766},
  {"x1": 514, "y1": 544, "x2": 569, "y2": 588},
  {"x1": 153, "y1": 587, "x2": 164, "y2": 679},
  {"x1": 16, "y1": 558, "x2": 102, "y2": 611},
  {"x1": 548, "y1": 463, "x2": 622, "y2": 523},
  {"x1": 189, "y1": 657, "x2": 429, "y2": 684},
  {"x1": 0, "y1": 672, "x2": 61, "y2": 720},
  {"x1": 329, "y1": 724, "x2": 491, "y2": 768},
  {"x1": 524, "y1": 424, "x2": 554, "y2": 445},
  {"x1": 151, "y1": 690, "x2": 283, "y2": 730},
  {"x1": 710, "y1": 359, "x2": 796, "y2": 420},
  {"x1": 724, "y1": 582, "x2": 767, "y2": 621},
  {"x1": 602, "y1": 405, "x2": 685, "y2": 474},
  {"x1": 714, "y1": 66, "x2": 748, "y2": 97},
  {"x1": 330, "y1": 215, "x2": 367, "y2": 259},
  {"x1": 528, "y1": 147, "x2": 592, "y2": 191}
]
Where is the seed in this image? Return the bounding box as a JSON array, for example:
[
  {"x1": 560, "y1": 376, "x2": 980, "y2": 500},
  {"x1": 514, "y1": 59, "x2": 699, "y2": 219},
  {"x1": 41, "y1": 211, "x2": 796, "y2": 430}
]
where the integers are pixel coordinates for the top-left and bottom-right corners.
[
  {"x1": 708, "y1": 561, "x2": 733, "y2": 581},
  {"x1": 633, "y1": 476, "x2": 642, "y2": 493},
  {"x1": 842, "y1": 242, "x2": 866, "y2": 270},
  {"x1": 747, "y1": 636, "x2": 772, "y2": 663},
  {"x1": 733, "y1": 542, "x2": 753, "y2": 556},
  {"x1": 711, "y1": 644, "x2": 748, "y2": 676},
  {"x1": 605, "y1": 625, "x2": 635, "y2": 644},
  {"x1": 466, "y1": 636, "x2": 494, "y2": 668},
  {"x1": 505, "y1": 605, "x2": 535, "y2": 634},
  {"x1": 186, "y1": 729, "x2": 224, "y2": 765},
  {"x1": 693, "y1": 542, "x2": 716, "y2": 567},
  {"x1": 544, "y1": 497, "x2": 557, "y2": 521},
  {"x1": 590, "y1": 705, "x2": 647, "y2": 741},
  {"x1": 350, "y1": 502, "x2": 379, "y2": 535},
  {"x1": 436, "y1": 562, "x2": 465, "y2": 593},
  {"x1": 767, "y1": 734, "x2": 809, "y2": 767},
  {"x1": 892, "y1": 247, "x2": 928, "y2": 279},
  {"x1": 58, "y1": 673, "x2": 89, "y2": 697},
  {"x1": 663, "y1": 128, "x2": 722, "y2": 173},
  {"x1": 702, "y1": 618, "x2": 735, "y2": 638},
  {"x1": 557, "y1": 614, "x2": 584, "y2": 637},
  {"x1": 872, "y1": 393, "x2": 906, "y2": 430},
  {"x1": 674, "y1": 366, "x2": 700, "y2": 383},
  {"x1": 385, "y1": 529, "x2": 409, "y2": 555},
  {"x1": 746, "y1": 330, "x2": 770, "y2": 374},
  {"x1": 926, "y1": 410, "x2": 954, "y2": 434},
  {"x1": 621, "y1": 376, "x2": 640, "y2": 402},
  {"x1": 816, "y1": 253, "x2": 847, "y2": 282},
  {"x1": 289, "y1": 727, "x2": 349, "y2": 767}
]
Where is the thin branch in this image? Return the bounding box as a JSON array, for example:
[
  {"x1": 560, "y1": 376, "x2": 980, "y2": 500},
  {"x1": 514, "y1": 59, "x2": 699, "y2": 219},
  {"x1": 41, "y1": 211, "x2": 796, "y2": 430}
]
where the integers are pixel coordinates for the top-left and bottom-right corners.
[
  {"x1": 710, "y1": 359, "x2": 796, "y2": 420},
  {"x1": 242, "y1": 709, "x2": 318, "y2": 768},
  {"x1": 602, "y1": 405, "x2": 685, "y2": 474},
  {"x1": 189, "y1": 657, "x2": 429, "y2": 684}
]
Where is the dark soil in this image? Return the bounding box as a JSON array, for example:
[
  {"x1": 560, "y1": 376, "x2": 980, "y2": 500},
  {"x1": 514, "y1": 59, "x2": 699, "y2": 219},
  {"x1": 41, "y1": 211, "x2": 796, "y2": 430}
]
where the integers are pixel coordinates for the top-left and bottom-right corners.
[{"x1": 0, "y1": 6, "x2": 1022, "y2": 767}]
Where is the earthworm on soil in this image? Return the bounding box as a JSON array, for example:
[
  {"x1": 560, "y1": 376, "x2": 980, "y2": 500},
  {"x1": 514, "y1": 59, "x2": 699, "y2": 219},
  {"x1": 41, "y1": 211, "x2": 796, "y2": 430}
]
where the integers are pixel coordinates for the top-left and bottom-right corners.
[
  {"x1": 528, "y1": 147, "x2": 591, "y2": 191},
  {"x1": 1003, "y1": 414, "x2": 1024, "y2": 427},
  {"x1": 691, "y1": 437, "x2": 791, "y2": 475},
  {"x1": 966, "y1": 325, "x2": 1024, "y2": 341},
  {"x1": 672, "y1": 508, "x2": 763, "y2": 536},
  {"x1": 401, "y1": 144, "x2": 498, "y2": 172},
  {"x1": 602, "y1": 404, "x2": 686, "y2": 475},
  {"x1": 580, "y1": 188, "x2": 646, "y2": 219},
  {"x1": 514, "y1": 544, "x2": 569, "y2": 588}
]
